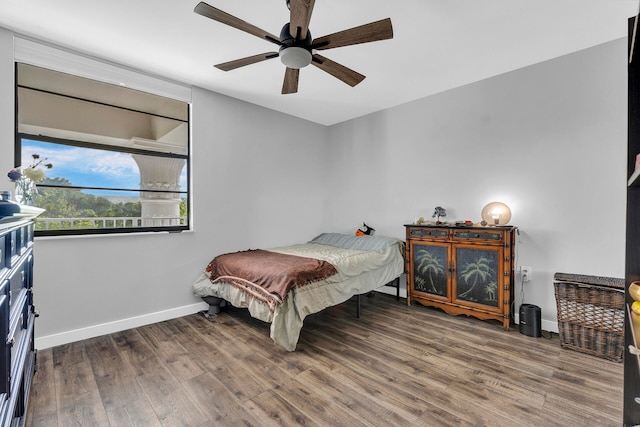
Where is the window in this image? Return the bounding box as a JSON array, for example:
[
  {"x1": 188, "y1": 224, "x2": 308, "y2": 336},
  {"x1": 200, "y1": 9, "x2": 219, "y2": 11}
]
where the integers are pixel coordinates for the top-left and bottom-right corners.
[{"x1": 15, "y1": 63, "x2": 190, "y2": 236}]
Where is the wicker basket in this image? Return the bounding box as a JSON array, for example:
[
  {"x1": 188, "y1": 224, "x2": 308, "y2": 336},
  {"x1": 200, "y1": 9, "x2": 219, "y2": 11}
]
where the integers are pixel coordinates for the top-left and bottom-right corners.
[{"x1": 553, "y1": 272, "x2": 625, "y2": 362}]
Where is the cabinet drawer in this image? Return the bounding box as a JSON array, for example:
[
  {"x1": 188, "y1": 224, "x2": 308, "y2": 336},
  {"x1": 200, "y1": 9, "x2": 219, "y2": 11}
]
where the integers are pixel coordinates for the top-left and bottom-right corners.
[
  {"x1": 25, "y1": 222, "x2": 34, "y2": 247},
  {"x1": 0, "y1": 282, "x2": 8, "y2": 395},
  {"x1": 8, "y1": 224, "x2": 31, "y2": 262},
  {"x1": 7, "y1": 230, "x2": 17, "y2": 261},
  {"x1": 7, "y1": 257, "x2": 31, "y2": 312},
  {"x1": 9, "y1": 296, "x2": 32, "y2": 396},
  {"x1": 406, "y1": 226, "x2": 450, "y2": 241},
  {"x1": 0, "y1": 235, "x2": 5, "y2": 275},
  {"x1": 452, "y1": 229, "x2": 505, "y2": 243},
  {"x1": 17, "y1": 224, "x2": 29, "y2": 255},
  {"x1": 11, "y1": 229, "x2": 22, "y2": 258},
  {"x1": 13, "y1": 343, "x2": 35, "y2": 422}
]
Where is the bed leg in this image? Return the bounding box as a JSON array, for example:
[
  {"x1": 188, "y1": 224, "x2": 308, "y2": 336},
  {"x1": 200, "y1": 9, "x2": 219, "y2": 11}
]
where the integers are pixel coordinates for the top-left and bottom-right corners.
[
  {"x1": 199, "y1": 296, "x2": 227, "y2": 318},
  {"x1": 356, "y1": 294, "x2": 361, "y2": 318}
]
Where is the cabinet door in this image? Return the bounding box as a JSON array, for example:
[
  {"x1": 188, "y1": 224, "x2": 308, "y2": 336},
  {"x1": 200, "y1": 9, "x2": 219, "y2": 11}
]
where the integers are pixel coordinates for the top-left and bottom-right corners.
[
  {"x1": 409, "y1": 241, "x2": 450, "y2": 300},
  {"x1": 452, "y1": 244, "x2": 503, "y2": 312}
]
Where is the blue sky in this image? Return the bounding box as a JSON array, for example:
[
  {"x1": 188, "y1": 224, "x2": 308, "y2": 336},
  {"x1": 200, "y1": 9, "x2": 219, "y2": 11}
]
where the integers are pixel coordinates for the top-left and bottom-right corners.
[{"x1": 21, "y1": 139, "x2": 187, "y2": 196}]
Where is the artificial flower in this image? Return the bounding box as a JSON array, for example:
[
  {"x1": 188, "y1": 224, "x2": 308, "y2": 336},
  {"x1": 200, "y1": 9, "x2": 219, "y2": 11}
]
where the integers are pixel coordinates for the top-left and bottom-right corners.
[
  {"x1": 7, "y1": 154, "x2": 53, "y2": 205},
  {"x1": 23, "y1": 167, "x2": 46, "y2": 182},
  {"x1": 7, "y1": 169, "x2": 21, "y2": 181}
]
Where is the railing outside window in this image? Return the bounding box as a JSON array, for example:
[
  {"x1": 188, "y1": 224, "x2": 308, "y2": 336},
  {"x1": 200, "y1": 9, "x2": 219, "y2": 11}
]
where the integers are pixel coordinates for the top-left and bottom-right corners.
[{"x1": 35, "y1": 216, "x2": 188, "y2": 231}]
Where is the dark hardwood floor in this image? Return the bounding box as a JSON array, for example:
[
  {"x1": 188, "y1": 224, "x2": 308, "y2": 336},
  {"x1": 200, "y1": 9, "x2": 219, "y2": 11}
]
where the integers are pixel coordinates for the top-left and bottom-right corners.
[{"x1": 25, "y1": 294, "x2": 623, "y2": 426}]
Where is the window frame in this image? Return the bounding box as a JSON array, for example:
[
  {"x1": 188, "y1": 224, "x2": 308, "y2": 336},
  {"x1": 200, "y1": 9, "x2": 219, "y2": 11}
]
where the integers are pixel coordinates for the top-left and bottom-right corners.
[{"x1": 14, "y1": 61, "x2": 192, "y2": 237}]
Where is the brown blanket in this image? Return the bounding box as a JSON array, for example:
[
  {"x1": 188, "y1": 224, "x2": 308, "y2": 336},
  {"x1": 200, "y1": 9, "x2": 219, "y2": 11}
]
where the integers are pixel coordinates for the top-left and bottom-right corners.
[{"x1": 205, "y1": 249, "x2": 338, "y2": 313}]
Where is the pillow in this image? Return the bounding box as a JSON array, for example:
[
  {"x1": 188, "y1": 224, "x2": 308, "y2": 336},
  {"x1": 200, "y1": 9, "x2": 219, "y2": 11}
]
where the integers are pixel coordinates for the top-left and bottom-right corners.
[{"x1": 310, "y1": 233, "x2": 399, "y2": 253}]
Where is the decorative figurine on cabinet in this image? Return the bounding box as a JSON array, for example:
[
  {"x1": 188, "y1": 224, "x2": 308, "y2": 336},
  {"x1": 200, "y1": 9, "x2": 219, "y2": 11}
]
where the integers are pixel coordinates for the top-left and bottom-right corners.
[{"x1": 432, "y1": 206, "x2": 446, "y2": 224}]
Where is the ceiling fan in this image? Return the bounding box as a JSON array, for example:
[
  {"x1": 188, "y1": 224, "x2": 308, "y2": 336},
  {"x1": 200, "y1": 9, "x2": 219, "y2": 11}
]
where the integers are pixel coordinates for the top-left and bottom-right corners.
[{"x1": 194, "y1": 0, "x2": 394, "y2": 94}]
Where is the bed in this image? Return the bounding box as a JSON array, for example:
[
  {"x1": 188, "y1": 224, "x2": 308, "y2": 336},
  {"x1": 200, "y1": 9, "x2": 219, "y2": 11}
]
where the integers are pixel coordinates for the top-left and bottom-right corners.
[{"x1": 192, "y1": 233, "x2": 405, "y2": 351}]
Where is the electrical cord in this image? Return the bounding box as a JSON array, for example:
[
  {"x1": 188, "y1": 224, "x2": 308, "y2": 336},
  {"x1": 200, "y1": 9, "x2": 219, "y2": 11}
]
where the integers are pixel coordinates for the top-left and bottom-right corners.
[{"x1": 511, "y1": 228, "x2": 522, "y2": 321}]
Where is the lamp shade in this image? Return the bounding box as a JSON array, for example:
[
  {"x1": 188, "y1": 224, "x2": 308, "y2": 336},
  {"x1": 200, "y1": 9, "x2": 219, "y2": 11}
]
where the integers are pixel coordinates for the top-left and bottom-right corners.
[{"x1": 481, "y1": 201, "x2": 511, "y2": 225}]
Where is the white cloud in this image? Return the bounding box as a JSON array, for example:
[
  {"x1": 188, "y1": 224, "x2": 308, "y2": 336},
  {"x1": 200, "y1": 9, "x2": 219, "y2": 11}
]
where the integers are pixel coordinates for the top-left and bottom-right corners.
[{"x1": 23, "y1": 141, "x2": 139, "y2": 186}]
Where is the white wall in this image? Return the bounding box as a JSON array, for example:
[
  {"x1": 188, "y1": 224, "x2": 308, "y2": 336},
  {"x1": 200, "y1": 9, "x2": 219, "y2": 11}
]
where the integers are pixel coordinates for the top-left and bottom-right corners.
[
  {"x1": 0, "y1": 27, "x2": 628, "y2": 345},
  {"x1": 0, "y1": 28, "x2": 330, "y2": 348},
  {"x1": 324, "y1": 39, "x2": 628, "y2": 331},
  {"x1": 0, "y1": 27, "x2": 13, "y2": 176}
]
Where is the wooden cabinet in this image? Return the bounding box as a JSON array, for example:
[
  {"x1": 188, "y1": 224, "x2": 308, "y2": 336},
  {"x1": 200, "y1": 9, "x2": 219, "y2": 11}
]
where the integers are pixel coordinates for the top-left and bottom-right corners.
[
  {"x1": 405, "y1": 224, "x2": 516, "y2": 330},
  {"x1": 0, "y1": 219, "x2": 36, "y2": 427}
]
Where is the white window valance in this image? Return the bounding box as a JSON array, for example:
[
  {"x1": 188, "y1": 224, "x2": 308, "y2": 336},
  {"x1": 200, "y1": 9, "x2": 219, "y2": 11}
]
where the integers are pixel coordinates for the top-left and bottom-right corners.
[{"x1": 13, "y1": 36, "x2": 192, "y2": 103}]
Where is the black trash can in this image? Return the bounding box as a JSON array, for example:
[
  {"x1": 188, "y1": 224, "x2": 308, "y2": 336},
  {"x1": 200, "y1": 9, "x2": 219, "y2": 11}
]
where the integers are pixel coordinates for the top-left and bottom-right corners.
[{"x1": 519, "y1": 304, "x2": 541, "y2": 337}]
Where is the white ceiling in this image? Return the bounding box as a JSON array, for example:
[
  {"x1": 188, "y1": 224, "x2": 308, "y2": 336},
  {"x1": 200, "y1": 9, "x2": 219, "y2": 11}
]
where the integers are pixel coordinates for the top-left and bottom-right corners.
[{"x1": 0, "y1": 0, "x2": 638, "y2": 125}]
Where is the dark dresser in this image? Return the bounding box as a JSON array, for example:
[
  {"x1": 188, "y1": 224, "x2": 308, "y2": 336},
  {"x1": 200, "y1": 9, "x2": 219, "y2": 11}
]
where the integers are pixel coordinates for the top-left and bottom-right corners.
[{"x1": 0, "y1": 219, "x2": 36, "y2": 426}]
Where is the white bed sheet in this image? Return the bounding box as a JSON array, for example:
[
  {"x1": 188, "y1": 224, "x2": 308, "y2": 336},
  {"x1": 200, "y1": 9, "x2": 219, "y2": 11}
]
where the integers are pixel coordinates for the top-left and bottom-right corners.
[{"x1": 192, "y1": 241, "x2": 404, "y2": 351}]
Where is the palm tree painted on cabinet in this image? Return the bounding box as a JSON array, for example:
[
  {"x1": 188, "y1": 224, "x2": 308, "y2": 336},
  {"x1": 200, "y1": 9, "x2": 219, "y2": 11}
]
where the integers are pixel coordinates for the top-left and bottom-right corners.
[
  {"x1": 456, "y1": 249, "x2": 499, "y2": 307},
  {"x1": 414, "y1": 245, "x2": 447, "y2": 296}
]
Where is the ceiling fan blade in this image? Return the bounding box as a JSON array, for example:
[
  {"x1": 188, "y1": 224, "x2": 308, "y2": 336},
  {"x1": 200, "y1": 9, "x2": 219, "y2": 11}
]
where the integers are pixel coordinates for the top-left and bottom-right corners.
[
  {"x1": 289, "y1": 0, "x2": 315, "y2": 39},
  {"x1": 282, "y1": 68, "x2": 299, "y2": 94},
  {"x1": 194, "y1": 2, "x2": 281, "y2": 46},
  {"x1": 312, "y1": 18, "x2": 393, "y2": 50},
  {"x1": 311, "y1": 54, "x2": 365, "y2": 87},
  {"x1": 215, "y1": 52, "x2": 279, "y2": 72}
]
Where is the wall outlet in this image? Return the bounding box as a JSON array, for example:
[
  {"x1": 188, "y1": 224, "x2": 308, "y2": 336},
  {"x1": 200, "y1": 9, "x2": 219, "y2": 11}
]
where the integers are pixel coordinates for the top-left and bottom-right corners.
[{"x1": 521, "y1": 266, "x2": 532, "y2": 282}]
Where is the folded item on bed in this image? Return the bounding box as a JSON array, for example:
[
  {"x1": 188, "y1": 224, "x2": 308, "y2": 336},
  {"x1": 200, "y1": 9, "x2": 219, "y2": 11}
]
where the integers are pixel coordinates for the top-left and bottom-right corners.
[
  {"x1": 205, "y1": 249, "x2": 338, "y2": 313},
  {"x1": 309, "y1": 232, "x2": 401, "y2": 253}
]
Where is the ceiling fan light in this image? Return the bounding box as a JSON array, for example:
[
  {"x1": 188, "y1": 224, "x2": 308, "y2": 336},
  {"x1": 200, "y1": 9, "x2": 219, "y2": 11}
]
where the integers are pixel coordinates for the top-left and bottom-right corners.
[{"x1": 280, "y1": 47, "x2": 312, "y2": 69}]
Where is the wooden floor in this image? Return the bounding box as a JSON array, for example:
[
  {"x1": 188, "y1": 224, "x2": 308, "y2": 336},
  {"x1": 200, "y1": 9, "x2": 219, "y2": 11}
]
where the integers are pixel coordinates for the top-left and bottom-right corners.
[{"x1": 25, "y1": 294, "x2": 623, "y2": 426}]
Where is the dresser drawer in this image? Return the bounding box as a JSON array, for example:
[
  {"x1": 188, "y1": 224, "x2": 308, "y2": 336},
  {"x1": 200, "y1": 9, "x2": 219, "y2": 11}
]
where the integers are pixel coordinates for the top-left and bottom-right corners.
[
  {"x1": 0, "y1": 281, "x2": 8, "y2": 395},
  {"x1": 7, "y1": 255, "x2": 31, "y2": 311},
  {"x1": 9, "y1": 295, "x2": 32, "y2": 395},
  {"x1": 12, "y1": 342, "x2": 35, "y2": 421},
  {"x1": 16, "y1": 224, "x2": 28, "y2": 255},
  {"x1": 8, "y1": 224, "x2": 31, "y2": 261},
  {"x1": 11, "y1": 228, "x2": 21, "y2": 258},
  {"x1": 0, "y1": 235, "x2": 6, "y2": 275},
  {"x1": 7, "y1": 230, "x2": 16, "y2": 262}
]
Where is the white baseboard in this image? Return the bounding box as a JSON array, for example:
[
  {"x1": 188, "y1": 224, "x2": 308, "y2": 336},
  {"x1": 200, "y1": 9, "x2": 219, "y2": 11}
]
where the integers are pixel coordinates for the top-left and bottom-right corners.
[
  {"x1": 514, "y1": 313, "x2": 558, "y2": 334},
  {"x1": 542, "y1": 319, "x2": 558, "y2": 333},
  {"x1": 35, "y1": 302, "x2": 209, "y2": 350},
  {"x1": 377, "y1": 288, "x2": 560, "y2": 334},
  {"x1": 36, "y1": 298, "x2": 561, "y2": 349}
]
